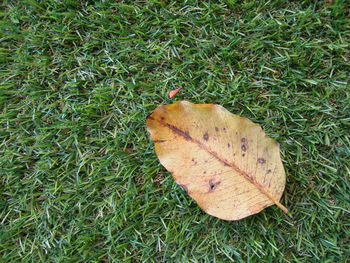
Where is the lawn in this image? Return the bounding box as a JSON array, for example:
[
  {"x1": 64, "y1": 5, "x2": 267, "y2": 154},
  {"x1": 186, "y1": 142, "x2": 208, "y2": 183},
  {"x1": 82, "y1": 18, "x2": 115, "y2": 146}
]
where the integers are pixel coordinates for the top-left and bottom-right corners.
[{"x1": 1, "y1": 0, "x2": 349, "y2": 262}]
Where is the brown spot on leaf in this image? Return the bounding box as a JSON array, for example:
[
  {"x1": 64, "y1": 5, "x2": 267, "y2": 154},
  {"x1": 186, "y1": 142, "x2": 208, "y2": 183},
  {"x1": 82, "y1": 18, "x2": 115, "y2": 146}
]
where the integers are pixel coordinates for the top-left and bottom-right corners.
[
  {"x1": 258, "y1": 158, "x2": 266, "y2": 164},
  {"x1": 241, "y1": 137, "x2": 247, "y2": 151},
  {"x1": 203, "y1": 132, "x2": 209, "y2": 141},
  {"x1": 208, "y1": 179, "x2": 221, "y2": 192}
]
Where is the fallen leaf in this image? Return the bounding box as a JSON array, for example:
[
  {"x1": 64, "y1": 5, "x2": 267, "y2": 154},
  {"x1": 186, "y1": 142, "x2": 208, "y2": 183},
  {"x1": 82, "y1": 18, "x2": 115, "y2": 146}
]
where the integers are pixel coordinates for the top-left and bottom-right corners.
[
  {"x1": 124, "y1": 148, "x2": 134, "y2": 153},
  {"x1": 168, "y1": 87, "x2": 182, "y2": 99},
  {"x1": 146, "y1": 101, "x2": 288, "y2": 220}
]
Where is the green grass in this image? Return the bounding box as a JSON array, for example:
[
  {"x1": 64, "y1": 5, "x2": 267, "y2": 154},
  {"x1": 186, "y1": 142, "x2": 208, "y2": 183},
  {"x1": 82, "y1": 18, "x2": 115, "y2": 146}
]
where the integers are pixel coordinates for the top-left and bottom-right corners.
[{"x1": 1, "y1": 0, "x2": 349, "y2": 262}]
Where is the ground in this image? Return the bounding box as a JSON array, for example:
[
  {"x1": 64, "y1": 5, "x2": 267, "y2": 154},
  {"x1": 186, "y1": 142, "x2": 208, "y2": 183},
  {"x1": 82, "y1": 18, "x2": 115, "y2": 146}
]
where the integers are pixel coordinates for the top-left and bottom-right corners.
[{"x1": 1, "y1": 1, "x2": 349, "y2": 262}]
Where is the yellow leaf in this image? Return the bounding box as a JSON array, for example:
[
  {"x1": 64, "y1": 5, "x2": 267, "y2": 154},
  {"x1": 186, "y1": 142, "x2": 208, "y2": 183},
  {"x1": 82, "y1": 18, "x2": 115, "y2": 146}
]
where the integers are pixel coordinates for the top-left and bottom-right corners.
[{"x1": 146, "y1": 101, "x2": 288, "y2": 220}]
